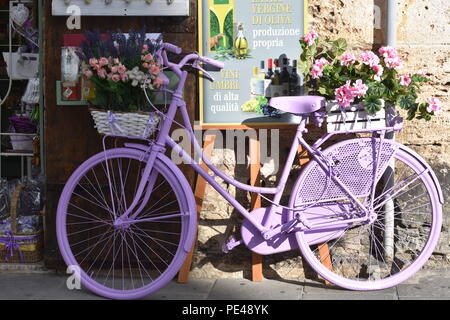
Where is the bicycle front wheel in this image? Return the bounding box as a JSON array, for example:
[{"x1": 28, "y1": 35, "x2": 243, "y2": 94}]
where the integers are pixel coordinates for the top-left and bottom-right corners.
[
  {"x1": 57, "y1": 148, "x2": 196, "y2": 299},
  {"x1": 290, "y1": 140, "x2": 442, "y2": 290}
]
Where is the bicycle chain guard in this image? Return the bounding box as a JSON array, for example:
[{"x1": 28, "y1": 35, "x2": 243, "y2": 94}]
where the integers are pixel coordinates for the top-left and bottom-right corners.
[{"x1": 240, "y1": 203, "x2": 354, "y2": 255}]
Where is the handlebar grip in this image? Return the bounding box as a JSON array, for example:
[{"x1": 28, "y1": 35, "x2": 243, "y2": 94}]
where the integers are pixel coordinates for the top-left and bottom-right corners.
[
  {"x1": 162, "y1": 43, "x2": 182, "y2": 55},
  {"x1": 199, "y1": 56, "x2": 225, "y2": 70}
]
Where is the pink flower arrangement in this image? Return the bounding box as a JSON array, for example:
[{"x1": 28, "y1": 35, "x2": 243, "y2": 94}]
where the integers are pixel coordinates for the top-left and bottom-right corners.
[
  {"x1": 303, "y1": 30, "x2": 319, "y2": 46},
  {"x1": 299, "y1": 30, "x2": 443, "y2": 119}
]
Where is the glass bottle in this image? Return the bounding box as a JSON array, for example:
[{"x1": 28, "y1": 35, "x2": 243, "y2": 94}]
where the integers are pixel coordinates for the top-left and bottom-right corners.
[
  {"x1": 271, "y1": 59, "x2": 282, "y2": 98},
  {"x1": 264, "y1": 59, "x2": 274, "y2": 99},
  {"x1": 250, "y1": 66, "x2": 265, "y2": 99},
  {"x1": 280, "y1": 58, "x2": 290, "y2": 96},
  {"x1": 234, "y1": 22, "x2": 248, "y2": 59},
  {"x1": 289, "y1": 59, "x2": 300, "y2": 96}
]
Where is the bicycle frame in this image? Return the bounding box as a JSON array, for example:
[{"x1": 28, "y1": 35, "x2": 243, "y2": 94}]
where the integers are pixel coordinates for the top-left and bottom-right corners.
[{"x1": 115, "y1": 47, "x2": 403, "y2": 240}]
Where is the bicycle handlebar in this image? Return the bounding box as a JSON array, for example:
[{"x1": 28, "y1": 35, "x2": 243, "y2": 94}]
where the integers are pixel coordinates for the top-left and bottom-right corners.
[
  {"x1": 197, "y1": 55, "x2": 225, "y2": 70},
  {"x1": 161, "y1": 42, "x2": 182, "y2": 55}
]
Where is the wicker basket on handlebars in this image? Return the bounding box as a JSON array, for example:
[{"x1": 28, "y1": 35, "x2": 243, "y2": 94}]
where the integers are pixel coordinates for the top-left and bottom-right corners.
[{"x1": 89, "y1": 108, "x2": 161, "y2": 139}]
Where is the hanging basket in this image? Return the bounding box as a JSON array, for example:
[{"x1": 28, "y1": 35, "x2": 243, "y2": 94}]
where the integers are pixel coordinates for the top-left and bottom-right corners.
[
  {"x1": 0, "y1": 185, "x2": 43, "y2": 263},
  {"x1": 89, "y1": 108, "x2": 161, "y2": 139}
]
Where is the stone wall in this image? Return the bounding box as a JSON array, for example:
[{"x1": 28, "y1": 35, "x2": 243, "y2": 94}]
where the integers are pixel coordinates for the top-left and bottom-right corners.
[{"x1": 190, "y1": 0, "x2": 450, "y2": 279}]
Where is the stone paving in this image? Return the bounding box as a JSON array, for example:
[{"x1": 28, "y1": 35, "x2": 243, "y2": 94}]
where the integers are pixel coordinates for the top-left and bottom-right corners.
[{"x1": 0, "y1": 268, "x2": 448, "y2": 300}]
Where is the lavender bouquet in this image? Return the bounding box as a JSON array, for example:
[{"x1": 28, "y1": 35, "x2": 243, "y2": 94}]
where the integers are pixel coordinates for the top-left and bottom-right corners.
[{"x1": 78, "y1": 27, "x2": 163, "y2": 112}]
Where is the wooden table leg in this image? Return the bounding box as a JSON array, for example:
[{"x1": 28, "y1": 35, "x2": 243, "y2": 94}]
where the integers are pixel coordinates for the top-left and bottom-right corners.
[
  {"x1": 298, "y1": 145, "x2": 333, "y2": 285},
  {"x1": 177, "y1": 134, "x2": 216, "y2": 283},
  {"x1": 250, "y1": 134, "x2": 263, "y2": 282}
]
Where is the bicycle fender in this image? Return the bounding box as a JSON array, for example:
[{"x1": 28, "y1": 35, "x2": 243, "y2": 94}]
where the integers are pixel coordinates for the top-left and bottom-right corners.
[{"x1": 396, "y1": 143, "x2": 444, "y2": 204}]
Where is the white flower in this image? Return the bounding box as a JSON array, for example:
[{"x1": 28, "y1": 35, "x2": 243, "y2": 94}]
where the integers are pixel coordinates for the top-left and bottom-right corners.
[{"x1": 126, "y1": 67, "x2": 146, "y2": 87}]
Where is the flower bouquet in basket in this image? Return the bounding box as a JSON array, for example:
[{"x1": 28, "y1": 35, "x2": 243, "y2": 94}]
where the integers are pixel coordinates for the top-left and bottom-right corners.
[
  {"x1": 78, "y1": 28, "x2": 164, "y2": 138},
  {"x1": 298, "y1": 31, "x2": 443, "y2": 131}
]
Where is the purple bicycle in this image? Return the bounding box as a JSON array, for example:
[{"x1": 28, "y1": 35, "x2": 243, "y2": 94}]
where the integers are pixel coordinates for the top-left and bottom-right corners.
[{"x1": 56, "y1": 43, "x2": 443, "y2": 299}]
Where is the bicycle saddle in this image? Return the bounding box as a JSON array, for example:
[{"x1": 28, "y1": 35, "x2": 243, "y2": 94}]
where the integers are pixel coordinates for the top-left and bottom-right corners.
[{"x1": 269, "y1": 96, "x2": 326, "y2": 115}]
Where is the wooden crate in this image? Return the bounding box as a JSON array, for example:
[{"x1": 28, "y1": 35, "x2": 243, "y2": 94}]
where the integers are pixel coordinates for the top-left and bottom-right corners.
[{"x1": 326, "y1": 102, "x2": 386, "y2": 132}]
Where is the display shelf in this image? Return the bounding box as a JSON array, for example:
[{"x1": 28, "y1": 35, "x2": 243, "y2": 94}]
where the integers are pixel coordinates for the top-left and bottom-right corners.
[
  {"x1": 52, "y1": 0, "x2": 190, "y2": 17},
  {"x1": 0, "y1": 150, "x2": 33, "y2": 157}
]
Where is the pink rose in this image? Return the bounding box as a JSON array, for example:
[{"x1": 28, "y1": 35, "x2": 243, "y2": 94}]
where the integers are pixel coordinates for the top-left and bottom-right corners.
[
  {"x1": 150, "y1": 66, "x2": 160, "y2": 75},
  {"x1": 121, "y1": 73, "x2": 129, "y2": 82},
  {"x1": 99, "y1": 57, "x2": 109, "y2": 67},
  {"x1": 302, "y1": 30, "x2": 319, "y2": 46},
  {"x1": 89, "y1": 58, "x2": 98, "y2": 67},
  {"x1": 111, "y1": 74, "x2": 121, "y2": 82},
  {"x1": 83, "y1": 70, "x2": 93, "y2": 78},
  {"x1": 360, "y1": 51, "x2": 380, "y2": 67},
  {"x1": 144, "y1": 53, "x2": 153, "y2": 62},
  {"x1": 113, "y1": 58, "x2": 120, "y2": 65},
  {"x1": 142, "y1": 44, "x2": 149, "y2": 53},
  {"x1": 154, "y1": 77, "x2": 164, "y2": 88},
  {"x1": 117, "y1": 65, "x2": 127, "y2": 74},
  {"x1": 341, "y1": 53, "x2": 356, "y2": 67},
  {"x1": 142, "y1": 62, "x2": 149, "y2": 69},
  {"x1": 400, "y1": 74, "x2": 411, "y2": 86},
  {"x1": 110, "y1": 66, "x2": 118, "y2": 73},
  {"x1": 427, "y1": 97, "x2": 443, "y2": 114},
  {"x1": 97, "y1": 68, "x2": 107, "y2": 79}
]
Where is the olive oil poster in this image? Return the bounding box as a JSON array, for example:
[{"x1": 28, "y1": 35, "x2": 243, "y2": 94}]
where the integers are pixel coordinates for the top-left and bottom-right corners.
[{"x1": 200, "y1": 0, "x2": 307, "y2": 126}]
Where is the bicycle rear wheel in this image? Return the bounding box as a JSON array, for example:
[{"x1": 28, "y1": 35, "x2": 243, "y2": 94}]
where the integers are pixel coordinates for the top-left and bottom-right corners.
[
  {"x1": 57, "y1": 148, "x2": 196, "y2": 299},
  {"x1": 290, "y1": 139, "x2": 442, "y2": 290}
]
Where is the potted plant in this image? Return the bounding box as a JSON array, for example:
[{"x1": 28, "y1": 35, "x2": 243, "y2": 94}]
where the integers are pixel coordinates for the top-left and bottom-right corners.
[
  {"x1": 77, "y1": 28, "x2": 164, "y2": 138},
  {"x1": 298, "y1": 30, "x2": 443, "y2": 130}
]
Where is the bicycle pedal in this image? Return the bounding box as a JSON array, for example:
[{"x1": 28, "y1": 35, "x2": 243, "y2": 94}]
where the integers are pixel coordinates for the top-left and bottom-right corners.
[{"x1": 222, "y1": 236, "x2": 243, "y2": 253}]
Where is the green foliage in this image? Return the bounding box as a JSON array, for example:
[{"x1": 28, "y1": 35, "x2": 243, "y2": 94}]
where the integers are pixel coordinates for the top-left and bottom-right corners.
[
  {"x1": 223, "y1": 10, "x2": 234, "y2": 50},
  {"x1": 210, "y1": 10, "x2": 220, "y2": 38},
  {"x1": 363, "y1": 96, "x2": 383, "y2": 114},
  {"x1": 332, "y1": 38, "x2": 347, "y2": 57},
  {"x1": 212, "y1": 45, "x2": 252, "y2": 61}
]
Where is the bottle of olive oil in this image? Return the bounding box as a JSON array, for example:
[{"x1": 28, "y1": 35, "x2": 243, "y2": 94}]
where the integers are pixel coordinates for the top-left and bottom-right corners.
[{"x1": 234, "y1": 22, "x2": 248, "y2": 59}]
